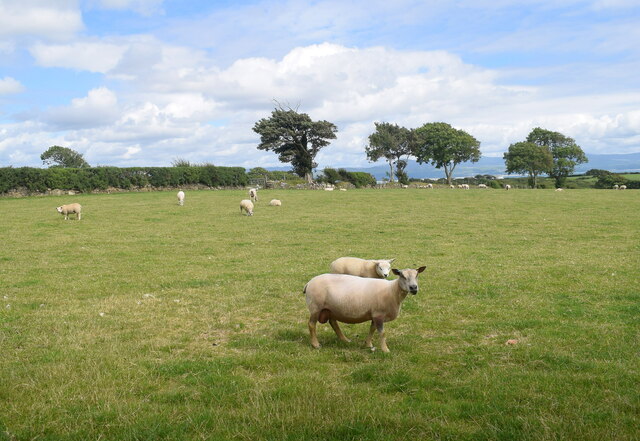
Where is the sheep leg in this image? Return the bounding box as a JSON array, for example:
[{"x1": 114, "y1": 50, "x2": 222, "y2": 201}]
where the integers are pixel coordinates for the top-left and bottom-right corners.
[
  {"x1": 329, "y1": 319, "x2": 351, "y2": 343},
  {"x1": 366, "y1": 318, "x2": 389, "y2": 352},
  {"x1": 365, "y1": 321, "x2": 376, "y2": 348},
  {"x1": 308, "y1": 314, "x2": 321, "y2": 349}
]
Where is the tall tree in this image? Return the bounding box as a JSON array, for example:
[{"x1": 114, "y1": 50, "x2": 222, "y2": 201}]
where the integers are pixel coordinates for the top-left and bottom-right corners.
[
  {"x1": 503, "y1": 141, "x2": 553, "y2": 188},
  {"x1": 413, "y1": 122, "x2": 481, "y2": 185},
  {"x1": 253, "y1": 106, "x2": 337, "y2": 183},
  {"x1": 365, "y1": 122, "x2": 413, "y2": 183},
  {"x1": 41, "y1": 146, "x2": 89, "y2": 168},
  {"x1": 527, "y1": 127, "x2": 588, "y2": 188}
]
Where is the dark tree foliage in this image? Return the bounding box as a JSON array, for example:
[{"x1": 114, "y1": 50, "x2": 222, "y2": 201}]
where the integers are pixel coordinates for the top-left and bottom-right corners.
[
  {"x1": 41, "y1": 146, "x2": 90, "y2": 168},
  {"x1": 365, "y1": 122, "x2": 414, "y2": 183},
  {"x1": 253, "y1": 106, "x2": 337, "y2": 182},
  {"x1": 503, "y1": 141, "x2": 553, "y2": 188},
  {"x1": 413, "y1": 122, "x2": 481, "y2": 185},
  {"x1": 526, "y1": 127, "x2": 588, "y2": 188}
]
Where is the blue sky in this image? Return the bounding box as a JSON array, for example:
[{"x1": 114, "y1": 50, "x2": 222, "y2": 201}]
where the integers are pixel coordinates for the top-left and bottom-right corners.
[{"x1": 1, "y1": 0, "x2": 639, "y2": 169}]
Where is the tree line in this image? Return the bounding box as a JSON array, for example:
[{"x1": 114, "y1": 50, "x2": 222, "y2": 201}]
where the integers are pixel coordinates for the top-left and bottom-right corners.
[{"x1": 253, "y1": 105, "x2": 588, "y2": 188}]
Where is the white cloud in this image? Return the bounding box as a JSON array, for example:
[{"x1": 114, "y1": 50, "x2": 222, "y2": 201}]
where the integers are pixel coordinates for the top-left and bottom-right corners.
[
  {"x1": 41, "y1": 87, "x2": 119, "y2": 129},
  {"x1": 0, "y1": 1, "x2": 83, "y2": 41},
  {"x1": 30, "y1": 40, "x2": 127, "y2": 73},
  {"x1": 0, "y1": 77, "x2": 24, "y2": 95},
  {"x1": 89, "y1": 0, "x2": 164, "y2": 15}
]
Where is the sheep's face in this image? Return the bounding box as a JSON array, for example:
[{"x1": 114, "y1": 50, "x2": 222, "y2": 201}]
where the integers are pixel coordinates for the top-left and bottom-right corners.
[
  {"x1": 56, "y1": 206, "x2": 63, "y2": 213},
  {"x1": 375, "y1": 259, "x2": 395, "y2": 278},
  {"x1": 392, "y1": 266, "x2": 426, "y2": 295}
]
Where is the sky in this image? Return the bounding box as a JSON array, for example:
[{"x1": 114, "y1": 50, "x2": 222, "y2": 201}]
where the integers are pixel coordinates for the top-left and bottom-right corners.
[{"x1": 1, "y1": 0, "x2": 639, "y2": 170}]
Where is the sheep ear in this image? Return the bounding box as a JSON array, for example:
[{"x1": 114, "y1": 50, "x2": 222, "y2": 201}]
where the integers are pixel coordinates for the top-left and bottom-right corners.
[
  {"x1": 416, "y1": 266, "x2": 426, "y2": 274},
  {"x1": 391, "y1": 268, "x2": 402, "y2": 277},
  {"x1": 388, "y1": 258, "x2": 395, "y2": 263}
]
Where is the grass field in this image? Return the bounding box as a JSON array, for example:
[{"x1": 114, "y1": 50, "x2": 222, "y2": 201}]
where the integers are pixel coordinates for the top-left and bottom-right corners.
[{"x1": 1, "y1": 188, "x2": 638, "y2": 440}]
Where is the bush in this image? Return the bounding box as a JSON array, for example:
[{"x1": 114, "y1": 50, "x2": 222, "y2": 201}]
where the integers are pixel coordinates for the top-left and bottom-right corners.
[
  {"x1": 0, "y1": 165, "x2": 249, "y2": 194},
  {"x1": 595, "y1": 174, "x2": 628, "y2": 189}
]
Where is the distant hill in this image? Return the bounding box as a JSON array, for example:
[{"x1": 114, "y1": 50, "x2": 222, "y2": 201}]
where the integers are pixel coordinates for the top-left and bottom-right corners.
[{"x1": 266, "y1": 152, "x2": 640, "y2": 180}]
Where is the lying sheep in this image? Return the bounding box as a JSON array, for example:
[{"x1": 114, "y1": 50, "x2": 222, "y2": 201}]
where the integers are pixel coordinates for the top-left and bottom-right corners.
[
  {"x1": 240, "y1": 199, "x2": 254, "y2": 216},
  {"x1": 249, "y1": 188, "x2": 258, "y2": 202},
  {"x1": 304, "y1": 266, "x2": 426, "y2": 352},
  {"x1": 56, "y1": 203, "x2": 82, "y2": 220},
  {"x1": 555, "y1": 188, "x2": 564, "y2": 192},
  {"x1": 177, "y1": 190, "x2": 185, "y2": 206},
  {"x1": 330, "y1": 257, "x2": 395, "y2": 279},
  {"x1": 269, "y1": 199, "x2": 282, "y2": 206}
]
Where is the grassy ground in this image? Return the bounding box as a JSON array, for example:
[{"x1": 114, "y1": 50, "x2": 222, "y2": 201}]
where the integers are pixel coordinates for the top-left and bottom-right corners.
[{"x1": 1, "y1": 188, "x2": 638, "y2": 440}]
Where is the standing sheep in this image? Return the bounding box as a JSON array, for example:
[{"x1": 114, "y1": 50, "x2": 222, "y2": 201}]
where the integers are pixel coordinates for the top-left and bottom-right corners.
[
  {"x1": 56, "y1": 203, "x2": 82, "y2": 220},
  {"x1": 619, "y1": 185, "x2": 627, "y2": 190},
  {"x1": 249, "y1": 188, "x2": 258, "y2": 202},
  {"x1": 269, "y1": 199, "x2": 282, "y2": 206},
  {"x1": 330, "y1": 257, "x2": 395, "y2": 279},
  {"x1": 240, "y1": 199, "x2": 254, "y2": 216},
  {"x1": 304, "y1": 266, "x2": 426, "y2": 352},
  {"x1": 505, "y1": 184, "x2": 511, "y2": 190},
  {"x1": 177, "y1": 191, "x2": 185, "y2": 206}
]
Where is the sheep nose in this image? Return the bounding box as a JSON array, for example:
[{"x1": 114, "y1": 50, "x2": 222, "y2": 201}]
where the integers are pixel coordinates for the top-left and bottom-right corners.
[{"x1": 409, "y1": 285, "x2": 418, "y2": 293}]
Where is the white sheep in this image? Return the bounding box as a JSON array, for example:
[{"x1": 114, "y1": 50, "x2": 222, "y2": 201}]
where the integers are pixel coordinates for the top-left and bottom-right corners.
[
  {"x1": 426, "y1": 183, "x2": 433, "y2": 189},
  {"x1": 450, "y1": 185, "x2": 455, "y2": 189},
  {"x1": 269, "y1": 199, "x2": 282, "y2": 206},
  {"x1": 401, "y1": 184, "x2": 409, "y2": 189},
  {"x1": 555, "y1": 188, "x2": 564, "y2": 192},
  {"x1": 240, "y1": 199, "x2": 254, "y2": 216},
  {"x1": 505, "y1": 184, "x2": 511, "y2": 190},
  {"x1": 249, "y1": 188, "x2": 258, "y2": 202},
  {"x1": 478, "y1": 184, "x2": 487, "y2": 189},
  {"x1": 177, "y1": 190, "x2": 185, "y2": 206},
  {"x1": 304, "y1": 266, "x2": 426, "y2": 352},
  {"x1": 56, "y1": 203, "x2": 82, "y2": 220},
  {"x1": 613, "y1": 184, "x2": 619, "y2": 190},
  {"x1": 324, "y1": 186, "x2": 334, "y2": 191},
  {"x1": 330, "y1": 257, "x2": 395, "y2": 279},
  {"x1": 461, "y1": 184, "x2": 470, "y2": 190},
  {"x1": 619, "y1": 185, "x2": 627, "y2": 190}
]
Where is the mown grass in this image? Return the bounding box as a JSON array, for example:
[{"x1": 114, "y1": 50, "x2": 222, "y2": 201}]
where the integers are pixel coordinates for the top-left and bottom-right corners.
[{"x1": 1, "y1": 188, "x2": 638, "y2": 440}]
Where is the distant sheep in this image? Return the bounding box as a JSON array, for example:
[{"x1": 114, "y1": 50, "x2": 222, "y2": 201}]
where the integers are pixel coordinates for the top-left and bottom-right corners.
[
  {"x1": 249, "y1": 188, "x2": 258, "y2": 202},
  {"x1": 478, "y1": 184, "x2": 487, "y2": 189},
  {"x1": 613, "y1": 184, "x2": 619, "y2": 190},
  {"x1": 269, "y1": 199, "x2": 282, "y2": 206},
  {"x1": 240, "y1": 199, "x2": 254, "y2": 216},
  {"x1": 505, "y1": 184, "x2": 511, "y2": 190},
  {"x1": 450, "y1": 185, "x2": 455, "y2": 189},
  {"x1": 426, "y1": 183, "x2": 433, "y2": 188},
  {"x1": 330, "y1": 257, "x2": 395, "y2": 279},
  {"x1": 304, "y1": 266, "x2": 426, "y2": 352},
  {"x1": 324, "y1": 187, "x2": 334, "y2": 191},
  {"x1": 177, "y1": 191, "x2": 185, "y2": 206},
  {"x1": 619, "y1": 185, "x2": 627, "y2": 190},
  {"x1": 555, "y1": 188, "x2": 564, "y2": 191},
  {"x1": 461, "y1": 184, "x2": 470, "y2": 190},
  {"x1": 56, "y1": 203, "x2": 82, "y2": 220}
]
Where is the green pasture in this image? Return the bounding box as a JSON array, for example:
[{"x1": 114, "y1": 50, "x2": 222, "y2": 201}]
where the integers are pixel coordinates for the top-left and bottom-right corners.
[{"x1": 1, "y1": 188, "x2": 638, "y2": 440}]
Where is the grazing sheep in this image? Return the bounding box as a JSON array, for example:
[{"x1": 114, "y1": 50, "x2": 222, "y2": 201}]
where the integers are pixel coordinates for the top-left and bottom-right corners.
[
  {"x1": 240, "y1": 199, "x2": 254, "y2": 216},
  {"x1": 619, "y1": 185, "x2": 627, "y2": 190},
  {"x1": 613, "y1": 184, "x2": 619, "y2": 190},
  {"x1": 304, "y1": 266, "x2": 426, "y2": 352},
  {"x1": 177, "y1": 190, "x2": 185, "y2": 206},
  {"x1": 330, "y1": 257, "x2": 395, "y2": 279},
  {"x1": 426, "y1": 183, "x2": 433, "y2": 189},
  {"x1": 505, "y1": 184, "x2": 511, "y2": 190},
  {"x1": 461, "y1": 184, "x2": 470, "y2": 190},
  {"x1": 269, "y1": 199, "x2": 282, "y2": 206},
  {"x1": 478, "y1": 184, "x2": 487, "y2": 189},
  {"x1": 450, "y1": 185, "x2": 455, "y2": 189},
  {"x1": 249, "y1": 188, "x2": 258, "y2": 202},
  {"x1": 56, "y1": 203, "x2": 82, "y2": 220}
]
